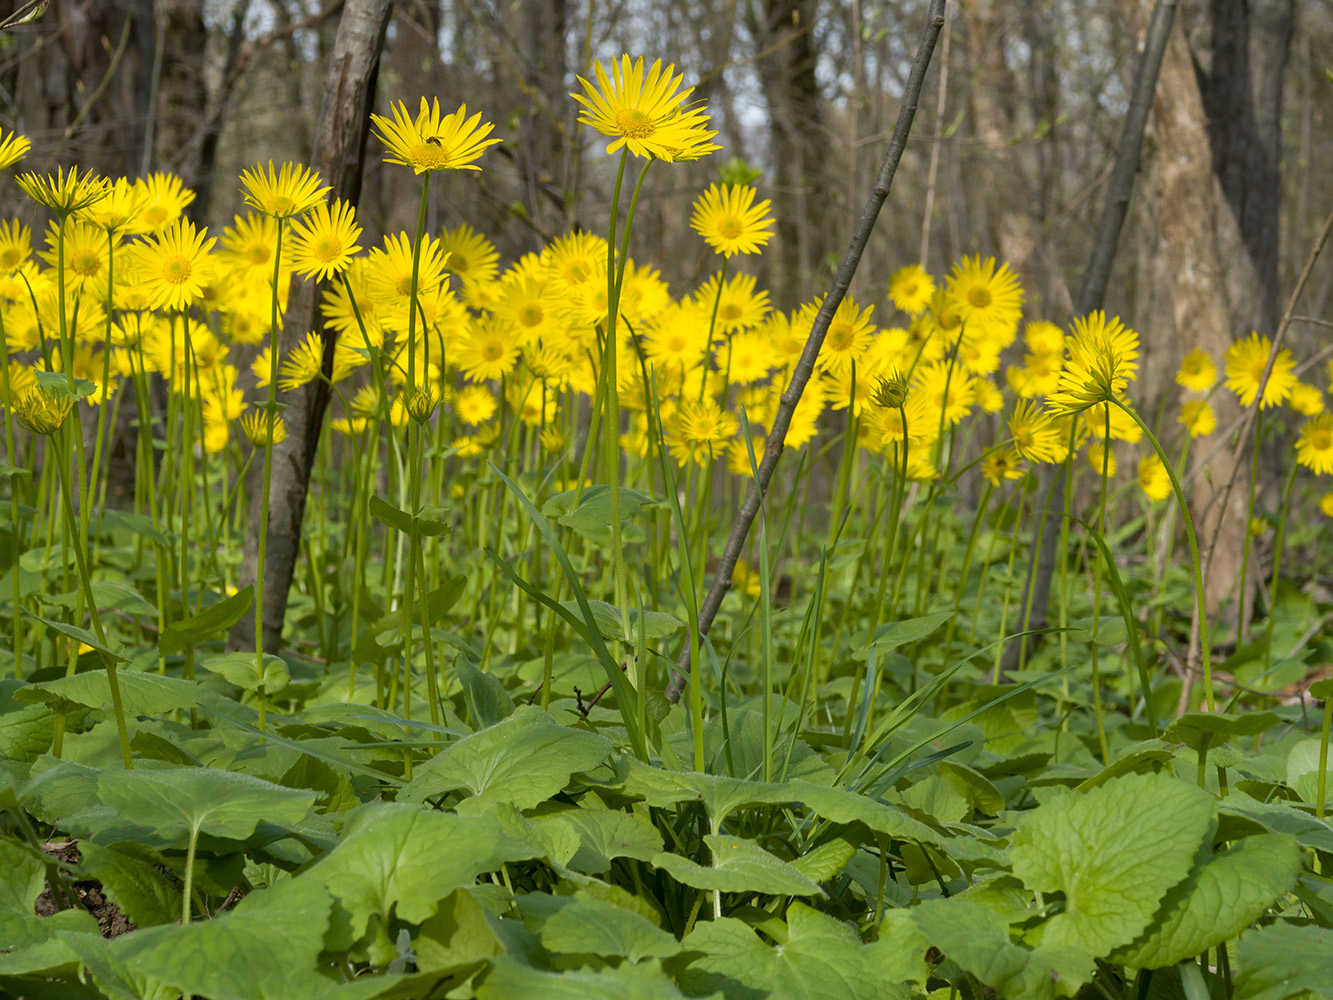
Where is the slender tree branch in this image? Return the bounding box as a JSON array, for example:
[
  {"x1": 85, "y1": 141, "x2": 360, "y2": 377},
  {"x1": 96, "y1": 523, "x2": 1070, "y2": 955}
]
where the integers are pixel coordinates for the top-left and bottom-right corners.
[{"x1": 665, "y1": 0, "x2": 949, "y2": 703}]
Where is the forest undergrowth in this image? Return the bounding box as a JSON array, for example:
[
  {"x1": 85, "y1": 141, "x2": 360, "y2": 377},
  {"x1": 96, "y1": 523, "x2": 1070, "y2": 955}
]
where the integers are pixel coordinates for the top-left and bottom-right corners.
[{"x1": 2, "y1": 40, "x2": 1333, "y2": 1000}]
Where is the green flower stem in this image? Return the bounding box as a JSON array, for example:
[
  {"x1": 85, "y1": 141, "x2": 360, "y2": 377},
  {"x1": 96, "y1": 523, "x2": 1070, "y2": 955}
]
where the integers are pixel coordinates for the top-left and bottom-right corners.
[
  {"x1": 0, "y1": 300, "x2": 24, "y2": 675},
  {"x1": 50, "y1": 427, "x2": 131, "y2": 768},
  {"x1": 254, "y1": 221, "x2": 287, "y2": 731},
  {"x1": 1237, "y1": 410, "x2": 1263, "y2": 644},
  {"x1": 697, "y1": 258, "x2": 728, "y2": 403},
  {"x1": 1111, "y1": 397, "x2": 1213, "y2": 710},
  {"x1": 1261, "y1": 459, "x2": 1299, "y2": 678},
  {"x1": 1089, "y1": 405, "x2": 1113, "y2": 765},
  {"x1": 992, "y1": 475, "x2": 1032, "y2": 683},
  {"x1": 1317, "y1": 695, "x2": 1331, "y2": 820}
]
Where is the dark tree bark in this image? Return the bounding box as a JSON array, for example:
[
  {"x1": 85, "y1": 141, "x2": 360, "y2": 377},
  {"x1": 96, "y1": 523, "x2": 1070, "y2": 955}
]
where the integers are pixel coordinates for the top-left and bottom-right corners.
[
  {"x1": 1144, "y1": 0, "x2": 1294, "y2": 623},
  {"x1": 747, "y1": 0, "x2": 826, "y2": 310},
  {"x1": 228, "y1": 0, "x2": 393, "y2": 654}
]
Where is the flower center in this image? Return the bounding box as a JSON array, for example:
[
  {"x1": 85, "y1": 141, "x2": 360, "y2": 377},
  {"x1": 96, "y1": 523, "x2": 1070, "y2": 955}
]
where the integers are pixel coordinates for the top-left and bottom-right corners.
[
  {"x1": 246, "y1": 245, "x2": 271, "y2": 266},
  {"x1": 716, "y1": 216, "x2": 744, "y2": 240},
  {"x1": 967, "y1": 286, "x2": 992, "y2": 309},
  {"x1": 613, "y1": 108, "x2": 655, "y2": 139},
  {"x1": 1313, "y1": 429, "x2": 1332, "y2": 450},
  {"x1": 162, "y1": 255, "x2": 192, "y2": 284},
  {"x1": 719, "y1": 303, "x2": 742, "y2": 322},
  {"x1": 519, "y1": 303, "x2": 543, "y2": 327},
  {"x1": 828, "y1": 324, "x2": 854, "y2": 351},
  {"x1": 482, "y1": 342, "x2": 503, "y2": 361},
  {"x1": 315, "y1": 236, "x2": 343, "y2": 263},
  {"x1": 71, "y1": 250, "x2": 102, "y2": 277}
]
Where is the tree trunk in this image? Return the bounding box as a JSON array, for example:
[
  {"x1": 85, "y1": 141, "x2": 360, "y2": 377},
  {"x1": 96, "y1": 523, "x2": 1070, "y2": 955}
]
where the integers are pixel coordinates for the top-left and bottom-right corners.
[
  {"x1": 228, "y1": 0, "x2": 393, "y2": 654},
  {"x1": 748, "y1": 0, "x2": 825, "y2": 310},
  {"x1": 1137, "y1": 0, "x2": 1293, "y2": 624}
]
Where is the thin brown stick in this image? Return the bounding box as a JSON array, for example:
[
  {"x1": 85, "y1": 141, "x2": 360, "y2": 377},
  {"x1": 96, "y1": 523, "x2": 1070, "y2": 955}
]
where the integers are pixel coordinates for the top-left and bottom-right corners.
[
  {"x1": 665, "y1": 0, "x2": 949, "y2": 703},
  {"x1": 1190, "y1": 202, "x2": 1333, "y2": 668}
]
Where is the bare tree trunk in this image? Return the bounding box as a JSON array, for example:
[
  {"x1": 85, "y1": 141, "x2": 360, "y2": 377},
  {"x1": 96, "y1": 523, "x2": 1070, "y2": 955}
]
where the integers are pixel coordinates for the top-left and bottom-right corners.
[
  {"x1": 1141, "y1": 0, "x2": 1293, "y2": 625},
  {"x1": 228, "y1": 0, "x2": 393, "y2": 654},
  {"x1": 748, "y1": 0, "x2": 825, "y2": 310}
]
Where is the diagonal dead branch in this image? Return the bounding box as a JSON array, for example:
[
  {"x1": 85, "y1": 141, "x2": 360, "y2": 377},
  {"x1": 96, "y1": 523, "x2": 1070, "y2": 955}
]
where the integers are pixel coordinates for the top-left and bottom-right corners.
[{"x1": 665, "y1": 0, "x2": 949, "y2": 703}]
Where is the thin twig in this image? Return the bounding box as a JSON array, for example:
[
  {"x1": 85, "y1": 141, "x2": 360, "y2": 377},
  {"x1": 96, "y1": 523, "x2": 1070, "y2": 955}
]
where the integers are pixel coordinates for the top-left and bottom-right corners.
[{"x1": 665, "y1": 0, "x2": 949, "y2": 703}]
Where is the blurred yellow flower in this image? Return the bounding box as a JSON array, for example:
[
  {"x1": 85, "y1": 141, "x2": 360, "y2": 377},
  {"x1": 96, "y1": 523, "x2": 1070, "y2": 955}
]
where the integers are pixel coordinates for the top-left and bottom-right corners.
[
  {"x1": 1137, "y1": 453, "x2": 1171, "y2": 502},
  {"x1": 1178, "y1": 399, "x2": 1215, "y2": 438},
  {"x1": 887, "y1": 264, "x2": 934, "y2": 316},
  {"x1": 1175, "y1": 348, "x2": 1216, "y2": 391},
  {"x1": 1225, "y1": 332, "x2": 1295, "y2": 409},
  {"x1": 1295, "y1": 413, "x2": 1333, "y2": 475}
]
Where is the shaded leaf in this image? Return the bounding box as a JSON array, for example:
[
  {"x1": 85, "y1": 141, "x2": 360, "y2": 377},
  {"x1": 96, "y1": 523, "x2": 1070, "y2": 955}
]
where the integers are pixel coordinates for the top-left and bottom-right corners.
[
  {"x1": 1112, "y1": 833, "x2": 1300, "y2": 969},
  {"x1": 652, "y1": 835, "x2": 823, "y2": 897},
  {"x1": 17, "y1": 670, "x2": 197, "y2": 715},
  {"x1": 75, "y1": 840, "x2": 180, "y2": 928},
  {"x1": 158, "y1": 586, "x2": 254, "y2": 655},
  {"x1": 302, "y1": 802, "x2": 542, "y2": 951},
  {"x1": 1233, "y1": 922, "x2": 1333, "y2": 1000}
]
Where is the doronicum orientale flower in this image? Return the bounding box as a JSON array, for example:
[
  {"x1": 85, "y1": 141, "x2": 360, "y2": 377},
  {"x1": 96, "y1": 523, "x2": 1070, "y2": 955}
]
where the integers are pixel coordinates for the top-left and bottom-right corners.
[
  {"x1": 371, "y1": 99, "x2": 502, "y2": 173},
  {"x1": 572, "y1": 56, "x2": 717, "y2": 162},
  {"x1": 690, "y1": 183, "x2": 774, "y2": 257},
  {"x1": 239, "y1": 161, "x2": 330, "y2": 219}
]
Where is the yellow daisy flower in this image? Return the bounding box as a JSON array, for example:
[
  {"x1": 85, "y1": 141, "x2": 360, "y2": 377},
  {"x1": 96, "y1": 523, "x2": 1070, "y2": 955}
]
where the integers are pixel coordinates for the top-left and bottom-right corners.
[
  {"x1": 1225, "y1": 331, "x2": 1295, "y2": 409},
  {"x1": 0, "y1": 219, "x2": 31, "y2": 274},
  {"x1": 945, "y1": 255, "x2": 1023, "y2": 345},
  {"x1": 1087, "y1": 441, "x2": 1116, "y2": 477},
  {"x1": 128, "y1": 218, "x2": 217, "y2": 312},
  {"x1": 371, "y1": 99, "x2": 501, "y2": 173},
  {"x1": 1175, "y1": 348, "x2": 1216, "y2": 392},
  {"x1": 1320, "y1": 493, "x2": 1333, "y2": 517},
  {"x1": 239, "y1": 409, "x2": 287, "y2": 447},
  {"x1": 981, "y1": 446, "x2": 1026, "y2": 486},
  {"x1": 887, "y1": 263, "x2": 935, "y2": 315},
  {"x1": 133, "y1": 172, "x2": 195, "y2": 231},
  {"x1": 79, "y1": 177, "x2": 146, "y2": 233},
  {"x1": 239, "y1": 161, "x2": 330, "y2": 219},
  {"x1": 1289, "y1": 381, "x2": 1324, "y2": 417},
  {"x1": 286, "y1": 198, "x2": 362, "y2": 281},
  {"x1": 690, "y1": 183, "x2": 774, "y2": 257},
  {"x1": 440, "y1": 222, "x2": 499, "y2": 284},
  {"x1": 572, "y1": 55, "x2": 716, "y2": 162},
  {"x1": 1008, "y1": 399, "x2": 1063, "y2": 464},
  {"x1": 1138, "y1": 453, "x2": 1172, "y2": 502},
  {"x1": 1296, "y1": 413, "x2": 1333, "y2": 475},
  {"x1": 1178, "y1": 399, "x2": 1215, "y2": 438},
  {"x1": 17, "y1": 165, "x2": 109, "y2": 217},
  {"x1": 0, "y1": 125, "x2": 30, "y2": 170}
]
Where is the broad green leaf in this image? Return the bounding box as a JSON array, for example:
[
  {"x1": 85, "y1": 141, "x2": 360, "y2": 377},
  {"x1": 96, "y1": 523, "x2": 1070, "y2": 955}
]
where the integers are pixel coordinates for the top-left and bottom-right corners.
[
  {"x1": 90, "y1": 875, "x2": 333, "y2": 1000},
  {"x1": 558, "y1": 599, "x2": 684, "y2": 643},
  {"x1": 33, "y1": 369, "x2": 96, "y2": 397},
  {"x1": 681, "y1": 906, "x2": 913, "y2": 1000},
  {"x1": 0, "y1": 909, "x2": 99, "y2": 976},
  {"x1": 303, "y1": 802, "x2": 542, "y2": 950},
  {"x1": 21, "y1": 608, "x2": 126, "y2": 661},
  {"x1": 158, "y1": 586, "x2": 254, "y2": 655},
  {"x1": 855, "y1": 611, "x2": 953, "y2": 652},
  {"x1": 523, "y1": 893, "x2": 680, "y2": 962},
  {"x1": 414, "y1": 888, "x2": 504, "y2": 973},
  {"x1": 542, "y1": 484, "x2": 662, "y2": 531},
  {"x1": 771, "y1": 902, "x2": 913, "y2": 1000},
  {"x1": 96, "y1": 766, "x2": 319, "y2": 846},
  {"x1": 75, "y1": 840, "x2": 180, "y2": 928},
  {"x1": 896, "y1": 774, "x2": 969, "y2": 823},
  {"x1": 0, "y1": 835, "x2": 43, "y2": 913},
  {"x1": 478, "y1": 956, "x2": 693, "y2": 1000},
  {"x1": 938, "y1": 761, "x2": 1006, "y2": 814},
  {"x1": 678, "y1": 917, "x2": 777, "y2": 1000},
  {"x1": 1010, "y1": 771, "x2": 1214, "y2": 956},
  {"x1": 401, "y1": 705, "x2": 612, "y2": 810},
  {"x1": 530, "y1": 802, "x2": 663, "y2": 874},
  {"x1": 1220, "y1": 793, "x2": 1333, "y2": 853},
  {"x1": 278, "y1": 756, "x2": 360, "y2": 815},
  {"x1": 94, "y1": 508, "x2": 173, "y2": 546},
  {"x1": 202, "y1": 651, "x2": 291, "y2": 691},
  {"x1": 456, "y1": 658, "x2": 515, "y2": 729},
  {"x1": 368, "y1": 494, "x2": 451, "y2": 536},
  {"x1": 42, "y1": 580, "x2": 160, "y2": 618},
  {"x1": 368, "y1": 493, "x2": 414, "y2": 534},
  {"x1": 16, "y1": 670, "x2": 197, "y2": 715},
  {"x1": 790, "y1": 837, "x2": 857, "y2": 882},
  {"x1": 910, "y1": 897, "x2": 1063, "y2": 1000},
  {"x1": 652, "y1": 835, "x2": 823, "y2": 897},
  {"x1": 1163, "y1": 711, "x2": 1281, "y2": 751},
  {"x1": 1112, "y1": 833, "x2": 1300, "y2": 969},
  {"x1": 1234, "y1": 922, "x2": 1333, "y2": 999},
  {"x1": 610, "y1": 758, "x2": 940, "y2": 842},
  {"x1": 0, "y1": 679, "x2": 55, "y2": 762}
]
